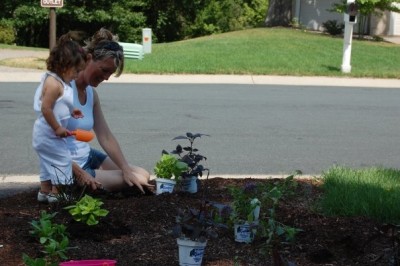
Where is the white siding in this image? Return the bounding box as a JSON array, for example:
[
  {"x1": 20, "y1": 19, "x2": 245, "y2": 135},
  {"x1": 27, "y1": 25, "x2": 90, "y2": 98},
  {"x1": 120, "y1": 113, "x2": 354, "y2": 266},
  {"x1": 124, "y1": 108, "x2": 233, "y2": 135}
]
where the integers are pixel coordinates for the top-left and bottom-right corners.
[
  {"x1": 295, "y1": 0, "x2": 396, "y2": 36},
  {"x1": 389, "y1": 4, "x2": 400, "y2": 35},
  {"x1": 298, "y1": 0, "x2": 341, "y2": 31}
]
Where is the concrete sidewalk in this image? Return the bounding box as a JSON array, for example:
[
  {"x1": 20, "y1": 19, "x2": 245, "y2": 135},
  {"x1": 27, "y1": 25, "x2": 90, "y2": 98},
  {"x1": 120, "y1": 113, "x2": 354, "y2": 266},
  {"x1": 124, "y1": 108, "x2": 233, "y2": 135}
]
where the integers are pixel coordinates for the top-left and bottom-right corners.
[{"x1": 0, "y1": 67, "x2": 399, "y2": 87}]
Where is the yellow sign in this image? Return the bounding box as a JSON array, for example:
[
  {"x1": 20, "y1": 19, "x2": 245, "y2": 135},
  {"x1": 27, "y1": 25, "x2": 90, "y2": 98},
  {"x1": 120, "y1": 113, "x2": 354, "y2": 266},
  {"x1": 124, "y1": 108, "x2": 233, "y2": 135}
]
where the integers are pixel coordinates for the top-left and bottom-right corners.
[{"x1": 41, "y1": 0, "x2": 63, "y2": 8}]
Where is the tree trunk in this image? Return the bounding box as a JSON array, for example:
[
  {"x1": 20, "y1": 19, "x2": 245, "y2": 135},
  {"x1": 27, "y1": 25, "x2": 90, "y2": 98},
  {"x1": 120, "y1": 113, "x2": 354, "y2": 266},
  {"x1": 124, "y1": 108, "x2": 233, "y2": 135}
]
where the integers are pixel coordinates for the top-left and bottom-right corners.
[{"x1": 265, "y1": 0, "x2": 292, "y2": 27}]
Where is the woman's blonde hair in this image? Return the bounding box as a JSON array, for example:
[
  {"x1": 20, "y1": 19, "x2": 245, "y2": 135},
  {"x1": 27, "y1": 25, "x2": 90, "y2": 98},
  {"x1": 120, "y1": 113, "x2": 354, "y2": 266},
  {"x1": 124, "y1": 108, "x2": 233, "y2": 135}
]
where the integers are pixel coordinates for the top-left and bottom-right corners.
[{"x1": 84, "y1": 28, "x2": 124, "y2": 77}]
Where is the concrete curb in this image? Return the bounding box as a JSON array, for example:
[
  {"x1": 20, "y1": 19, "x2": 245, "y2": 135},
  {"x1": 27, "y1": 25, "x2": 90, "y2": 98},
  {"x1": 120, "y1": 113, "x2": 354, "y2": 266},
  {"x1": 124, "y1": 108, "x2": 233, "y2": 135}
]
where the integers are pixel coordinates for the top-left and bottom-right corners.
[{"x1": 0, "y1": 71, "x2": 399, "y2": 88}]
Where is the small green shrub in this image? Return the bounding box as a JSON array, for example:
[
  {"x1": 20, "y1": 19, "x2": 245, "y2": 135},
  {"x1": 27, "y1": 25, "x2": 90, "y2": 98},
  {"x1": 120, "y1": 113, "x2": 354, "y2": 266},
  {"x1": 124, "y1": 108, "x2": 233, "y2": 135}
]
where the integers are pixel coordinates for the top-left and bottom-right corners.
[
  {"x1": 372, "y1": 35, "x2": 384, "y2": 42},
  {"x1": 64, "y1": 195, "x2": 109, "y2": 226},
  {"x1": 228, "y1": 184, "x2": 260, "y2": 224},
  {"x1": 23, "y1": 211, "x2": 72, "y2": 265},
  {"x1": 154, "y1": 153, "x2": 188, "y2": 179},
  {"x1": 322, "y1": 20, "x2": 344, "y2": 36},
  {"x1": 0, "y1": 19, "x2": 15, "y2": 44}
]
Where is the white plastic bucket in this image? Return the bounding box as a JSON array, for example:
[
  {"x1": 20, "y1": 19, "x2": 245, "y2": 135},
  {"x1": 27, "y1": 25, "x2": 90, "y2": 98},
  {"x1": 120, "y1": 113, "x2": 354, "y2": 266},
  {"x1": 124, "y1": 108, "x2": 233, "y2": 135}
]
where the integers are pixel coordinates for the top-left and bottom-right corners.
[
  {"x1": 177, "y1": 238, "x2": 207, "y2": 266},
  {"x1": 234, "y1": 222, "x2": 256, "y2": 243},
  {"x1": 155, "y1": 178, "x2": 176, "y2": 195}
]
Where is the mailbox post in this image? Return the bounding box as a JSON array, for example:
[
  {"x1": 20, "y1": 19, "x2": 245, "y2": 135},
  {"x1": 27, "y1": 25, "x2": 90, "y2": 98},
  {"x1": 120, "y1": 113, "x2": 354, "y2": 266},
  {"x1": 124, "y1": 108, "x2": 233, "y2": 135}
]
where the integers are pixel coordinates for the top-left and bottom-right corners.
[
  {"x1": 41, "y1": 0, "x2": 64, "y2": 50},
  {"x1": 341, "y1": 0, "x2": 358, "y2": 73}
]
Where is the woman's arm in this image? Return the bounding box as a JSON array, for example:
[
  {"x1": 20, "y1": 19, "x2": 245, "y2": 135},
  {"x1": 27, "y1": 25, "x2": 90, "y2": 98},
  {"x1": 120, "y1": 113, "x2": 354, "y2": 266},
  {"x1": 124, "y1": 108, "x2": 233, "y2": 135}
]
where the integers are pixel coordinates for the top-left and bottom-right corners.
[
  {"x1": 72, "y1": 162, "x2": 102, "y2": 190},
  {"x1": 91, "y1": 90, "x2": 147, "y2": 193}
]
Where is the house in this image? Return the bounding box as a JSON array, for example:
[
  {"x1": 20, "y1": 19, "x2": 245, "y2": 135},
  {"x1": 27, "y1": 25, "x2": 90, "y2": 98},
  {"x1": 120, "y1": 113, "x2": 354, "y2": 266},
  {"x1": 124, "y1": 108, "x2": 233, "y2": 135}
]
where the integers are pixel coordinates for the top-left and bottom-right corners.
[{"x1": 292, "y1": 0, "x2": 400, "y2": 36}]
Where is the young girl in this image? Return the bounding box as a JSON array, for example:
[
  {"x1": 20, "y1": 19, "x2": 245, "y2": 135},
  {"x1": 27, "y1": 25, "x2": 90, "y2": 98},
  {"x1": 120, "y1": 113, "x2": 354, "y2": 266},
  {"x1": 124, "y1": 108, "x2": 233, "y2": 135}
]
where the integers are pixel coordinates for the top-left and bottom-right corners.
[{"x1": 33, "y1": 32, "x2": 87, "y2": 203}]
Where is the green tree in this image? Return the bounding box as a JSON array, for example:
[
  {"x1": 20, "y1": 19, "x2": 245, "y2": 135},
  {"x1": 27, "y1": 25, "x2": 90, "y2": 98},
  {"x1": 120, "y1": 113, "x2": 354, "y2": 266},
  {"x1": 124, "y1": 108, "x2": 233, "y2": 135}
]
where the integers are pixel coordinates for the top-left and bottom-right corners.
[
  {"x1": 2, "y1": 0, "x2": 269, "y2": 46},
  {"x1": 13, "y1": 4, "x2": 48, "y2": 47},
  {"x1": 0, "y1": 19, "x2": 16, "y2": 44},
  {"x1": 57, "y1": 0, "x2": 146, "y2": 43}
]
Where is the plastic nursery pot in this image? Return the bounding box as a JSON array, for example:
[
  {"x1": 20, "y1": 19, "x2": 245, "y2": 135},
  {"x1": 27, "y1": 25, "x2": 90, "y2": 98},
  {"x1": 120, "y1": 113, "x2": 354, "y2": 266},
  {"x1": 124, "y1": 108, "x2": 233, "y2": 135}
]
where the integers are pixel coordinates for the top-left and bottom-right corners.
[
  {"x1": 234, "y1": 222, "x2": 257, "y2": 243},
  {"x1": 177, "y1": 238, "x2": 207, "y2": 266},
  {"x1": 181, "y1": 176, "x2": 198, "y2": 194},
  {"x1": 59, "y1": 259, "x2": 117, "y2": 266},
  {"x1": 155, "y1": 178, "x2": 176, "y2": 195}
]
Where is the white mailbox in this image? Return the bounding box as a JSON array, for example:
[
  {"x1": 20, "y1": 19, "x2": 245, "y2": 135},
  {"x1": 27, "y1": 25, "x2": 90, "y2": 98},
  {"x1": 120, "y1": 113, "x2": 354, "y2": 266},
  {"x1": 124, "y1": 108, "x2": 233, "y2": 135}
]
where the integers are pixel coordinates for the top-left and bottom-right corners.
[{"x1": 142, "y1": 28, "x2": 152, "y2": 54}]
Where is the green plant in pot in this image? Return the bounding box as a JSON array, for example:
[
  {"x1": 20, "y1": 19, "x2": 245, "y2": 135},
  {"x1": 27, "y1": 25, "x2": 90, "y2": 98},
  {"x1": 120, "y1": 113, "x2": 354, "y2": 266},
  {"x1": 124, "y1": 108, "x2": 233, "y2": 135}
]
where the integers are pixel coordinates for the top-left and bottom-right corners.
[
  {"x1": 228, "y1": 182, "x2": 261, "y2": 243},
  {"x1": 169, "y1": 132, "x2": 210, "y2": 193},
  {"x1": 154, "y1": 153, "x2": 188, "y2": 195}
]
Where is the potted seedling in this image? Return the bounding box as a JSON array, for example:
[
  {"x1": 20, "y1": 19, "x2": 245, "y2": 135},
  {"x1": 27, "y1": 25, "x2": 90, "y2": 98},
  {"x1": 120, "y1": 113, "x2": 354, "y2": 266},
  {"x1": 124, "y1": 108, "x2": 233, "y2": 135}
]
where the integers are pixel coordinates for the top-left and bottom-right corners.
[
  {"x1": 170, "y1": 132, "x2": 210, "y2": 194},
  {"x1": 154, "y1": 153, "x2": 188, "y2": 195},
  {"x1": 171, "y1": 201, "x2": 227, "y2": 266},
  {"x1": 228, "y1": 183, "x2": 261, "y2": 243}
]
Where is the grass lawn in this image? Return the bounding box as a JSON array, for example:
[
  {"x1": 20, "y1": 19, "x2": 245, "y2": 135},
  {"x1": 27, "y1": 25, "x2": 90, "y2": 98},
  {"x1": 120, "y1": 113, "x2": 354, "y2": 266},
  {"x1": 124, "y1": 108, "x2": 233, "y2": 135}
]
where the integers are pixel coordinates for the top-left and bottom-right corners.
[{"x1": 1, "y1": 27, "x2": 399, "y2": 78}]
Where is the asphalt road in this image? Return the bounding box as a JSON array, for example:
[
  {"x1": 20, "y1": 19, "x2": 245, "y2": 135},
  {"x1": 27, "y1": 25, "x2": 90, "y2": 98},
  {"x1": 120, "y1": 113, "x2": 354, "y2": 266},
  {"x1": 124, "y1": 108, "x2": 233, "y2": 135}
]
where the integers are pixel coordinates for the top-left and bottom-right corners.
[
  {"x1": 1, "y1": 47, "x2": 400, "y2": 199},
  {"x1": 2, "y1": 82, "x2": 400, "y2": 178}
]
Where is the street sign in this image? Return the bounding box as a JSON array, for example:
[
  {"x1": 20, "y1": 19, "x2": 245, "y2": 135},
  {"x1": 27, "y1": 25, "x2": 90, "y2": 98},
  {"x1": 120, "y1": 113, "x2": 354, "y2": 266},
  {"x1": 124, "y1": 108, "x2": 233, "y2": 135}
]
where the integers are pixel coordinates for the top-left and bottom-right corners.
[{"x1": 41, "y1": 0, "x2": 63, "y2": 8}]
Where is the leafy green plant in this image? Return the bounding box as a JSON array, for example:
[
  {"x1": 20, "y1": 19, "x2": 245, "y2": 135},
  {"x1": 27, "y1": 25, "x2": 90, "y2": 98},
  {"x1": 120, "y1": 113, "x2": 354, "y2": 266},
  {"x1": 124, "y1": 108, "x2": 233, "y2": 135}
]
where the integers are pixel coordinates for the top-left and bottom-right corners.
[
  {"x1": 226, "y1": 174, "x2": 301, "y2": 264},
  {"x1": 22, "y1": 255, "x2": 48, "y2": 266},
  {"x1": 51, "y1": 164, "x2": 87, "y2": 205},
  {"x1": 154, "y1": 153, "x2": 188, "y2": 179},
  {"x1": 257, "y1": 175, "x2": 302, "y2": 265},
  {"x1": 0, "y1": 19, "x2": 15, "y2": 44},
  {"x1": 23, "y1": 210, "x2": 72, "y2": 266},
  {"x1": 228, "y1": 183, "x2": 261, "y2": 224},
  {"x1": 64, "y1": 195, "x2": 109, "y2": 226}
]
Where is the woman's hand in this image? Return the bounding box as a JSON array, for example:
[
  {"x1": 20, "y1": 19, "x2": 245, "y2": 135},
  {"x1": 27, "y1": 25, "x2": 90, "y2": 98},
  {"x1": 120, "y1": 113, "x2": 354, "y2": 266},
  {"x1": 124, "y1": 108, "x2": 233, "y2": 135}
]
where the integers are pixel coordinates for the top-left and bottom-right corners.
[
  {"x1": 72, "y1": 163, "x2": 103, "y2": 190},
  {"x1": 76, "y1": 173, "x2": 103, "y2": 190},
  {"x1": 122, "y1": 170, "x2": 154, "y2": 194}
]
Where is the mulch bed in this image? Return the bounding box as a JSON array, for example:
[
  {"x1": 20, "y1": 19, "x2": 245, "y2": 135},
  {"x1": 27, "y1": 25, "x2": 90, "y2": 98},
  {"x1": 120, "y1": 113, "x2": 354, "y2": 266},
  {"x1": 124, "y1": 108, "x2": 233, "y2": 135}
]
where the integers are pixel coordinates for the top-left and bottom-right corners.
[{"x1": 0, "y1": 178, "x2": 397, "y2": 265}]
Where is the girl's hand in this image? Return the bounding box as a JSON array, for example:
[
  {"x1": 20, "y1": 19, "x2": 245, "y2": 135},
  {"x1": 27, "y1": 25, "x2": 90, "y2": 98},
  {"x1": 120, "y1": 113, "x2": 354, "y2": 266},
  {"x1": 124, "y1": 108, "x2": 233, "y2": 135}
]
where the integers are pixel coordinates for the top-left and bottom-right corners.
[{"x1": 55, "y1": 126, "x2": 70, "y2": 138}]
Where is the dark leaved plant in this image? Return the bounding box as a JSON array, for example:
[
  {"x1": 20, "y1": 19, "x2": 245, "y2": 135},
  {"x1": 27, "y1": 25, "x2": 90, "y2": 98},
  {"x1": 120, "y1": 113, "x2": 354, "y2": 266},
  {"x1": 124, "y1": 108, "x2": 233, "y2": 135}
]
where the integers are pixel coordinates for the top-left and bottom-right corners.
[
  {"x1": 170, "y1": 200, "x2": 228, "y2": 242},
  {"x1": 166, "y1": 132, "x2": 210, "y2": 179}
]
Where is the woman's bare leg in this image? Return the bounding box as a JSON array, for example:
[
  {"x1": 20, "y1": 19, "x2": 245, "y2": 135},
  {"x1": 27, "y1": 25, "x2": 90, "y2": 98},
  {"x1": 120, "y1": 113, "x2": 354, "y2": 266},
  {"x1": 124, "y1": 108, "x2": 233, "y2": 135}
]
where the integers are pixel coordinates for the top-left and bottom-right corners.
[{"x1": 94, "y1": 157, "x2": 152, "y2": 191}]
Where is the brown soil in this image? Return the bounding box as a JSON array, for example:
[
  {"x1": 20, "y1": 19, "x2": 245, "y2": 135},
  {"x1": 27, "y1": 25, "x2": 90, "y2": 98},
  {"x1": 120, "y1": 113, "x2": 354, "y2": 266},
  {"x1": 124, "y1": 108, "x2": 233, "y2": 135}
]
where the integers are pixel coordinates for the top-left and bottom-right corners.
[{"x1": 0, "y1": 178, "x2": 398, "y2": 266}]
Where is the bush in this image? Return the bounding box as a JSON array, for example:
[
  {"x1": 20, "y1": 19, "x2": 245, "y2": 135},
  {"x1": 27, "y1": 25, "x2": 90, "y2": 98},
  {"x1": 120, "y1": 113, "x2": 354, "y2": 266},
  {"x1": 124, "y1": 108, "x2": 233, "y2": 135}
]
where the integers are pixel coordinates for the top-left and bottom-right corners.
[
  {"x1": 322, "y1": 20, "x2": 344, "y2": 36},
  {"x1": 0, "y1": 19, "x2": 15, "y2": 44}
]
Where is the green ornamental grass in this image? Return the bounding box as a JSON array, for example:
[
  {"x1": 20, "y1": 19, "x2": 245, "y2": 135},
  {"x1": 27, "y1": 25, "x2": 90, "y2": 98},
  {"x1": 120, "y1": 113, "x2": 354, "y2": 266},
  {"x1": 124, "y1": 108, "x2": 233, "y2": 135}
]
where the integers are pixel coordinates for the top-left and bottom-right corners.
[{"x1": 319, "y1": 166, "x2": 400, "y2": 223}]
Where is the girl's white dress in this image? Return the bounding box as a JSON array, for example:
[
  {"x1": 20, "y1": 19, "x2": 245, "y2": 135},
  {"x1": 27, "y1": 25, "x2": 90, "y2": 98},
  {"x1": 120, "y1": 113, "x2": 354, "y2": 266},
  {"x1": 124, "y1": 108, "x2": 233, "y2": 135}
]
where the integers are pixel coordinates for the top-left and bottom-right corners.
[{"x1": 32, "y1": 72, "x2": 74, "y2": 185}]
